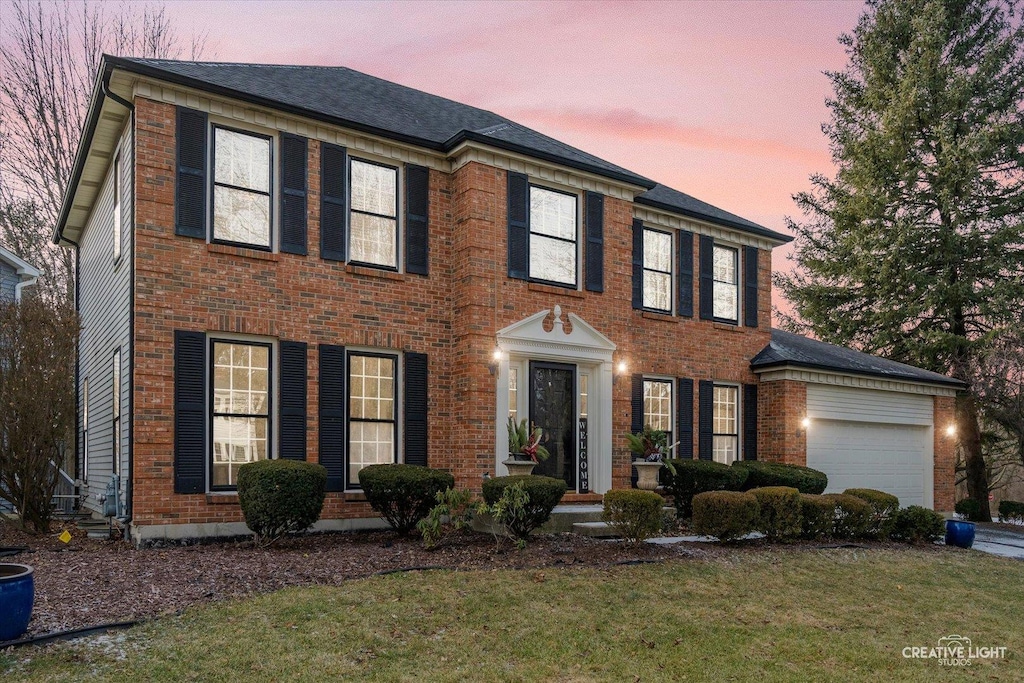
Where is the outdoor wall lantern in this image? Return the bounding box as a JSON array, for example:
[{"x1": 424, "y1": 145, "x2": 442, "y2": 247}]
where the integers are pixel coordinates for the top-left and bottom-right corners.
[{"x1": 796, "y1": 416, "x2": 811, "y2": 437}]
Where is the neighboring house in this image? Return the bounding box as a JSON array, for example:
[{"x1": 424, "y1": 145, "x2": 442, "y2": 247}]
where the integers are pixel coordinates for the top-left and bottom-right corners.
[
  {"x1": 53, "y1": 56, "x2": 964, "y2": 544},
  {"x1": 0, "y1": 245, "x2": 40, "y2": 303}
]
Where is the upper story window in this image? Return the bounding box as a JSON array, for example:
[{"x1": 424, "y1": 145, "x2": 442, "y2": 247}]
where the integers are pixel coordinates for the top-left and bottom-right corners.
[
  {"x1": 643, "y1": 228, "x2": 672, "y2": 312},
  {"x1": 712, "y1": 384, "x2": 739, "y2": 464},
  {"x1": 211, "y1": 340, "x2": 271, "y2": 489},
  {"x1": 529, "y1": 185, "x2": 577, "y2": 287},
  {"x1": 212, "y1": 127, "x2": 272, "y2": 249},
  {"x1": 712, "y1": 244, "x2": 739, "y2": 323},
  {"x1": 349, "y1": 158, "x2": 399, "y2": 269},
  {"x1": 112, "y1": 153, "x2": 122, "y2": 262}
]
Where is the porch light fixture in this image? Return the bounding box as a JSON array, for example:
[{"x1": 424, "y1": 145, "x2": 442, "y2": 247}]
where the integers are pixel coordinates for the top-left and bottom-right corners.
[
  {"x1": 946, "y1": 423, "x2": 956, "y2": 437},
  {"x1": 613, "y1": 360, "x2": 628, "y2": 384},
  {"x1": 796, "y1": 416, "x2": 811, "y2": 437},
  {"x1": 489, "y1": 348, "x2": 504, "y2": 376}
]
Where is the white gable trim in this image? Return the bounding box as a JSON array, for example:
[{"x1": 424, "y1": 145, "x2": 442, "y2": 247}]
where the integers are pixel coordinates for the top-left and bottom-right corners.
[
  {"x1": 755, "y1": 365, "x2": 958, "y2": 397},
  {"x1": 496, "y1": 306, "x2": 616, "y2": 363},
  {"x1": 0, "y1": 245, "x2": 41, "y2": 278}
]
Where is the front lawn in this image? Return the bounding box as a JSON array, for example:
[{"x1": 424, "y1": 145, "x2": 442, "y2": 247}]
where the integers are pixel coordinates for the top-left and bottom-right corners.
[{"x1": 3, "y1": 547, "x2": 1021, "y2": 682}]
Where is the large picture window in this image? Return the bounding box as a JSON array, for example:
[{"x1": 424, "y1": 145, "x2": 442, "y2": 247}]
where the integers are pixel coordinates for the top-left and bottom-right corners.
[
  {"x1": 643, "y1": 228, "x2": 672, "y2": 312},
  {"x1": 211, "y1": 341, "x2": 271, "y2": 489},
  {"x1": 712, "y1": 244, "x2": 739, "y2": 322},
  {"x1": 212, "y1": 127, "x2": 272, "y2": 248},
  {"x1": 347, "y1": 353, "x2": 397, "y2": 487},
  {"x1": 643, "y1": 378, "x2": 673, "y2": 446},
  {"x1": 529, "y1": 185, "x2": 577, "y2": 286},
  {"x1": 349, "y1": 158, "x2": 398, "y2": 268},
  {"x1": 712, "y1": 385, "x2": 739, "y2": 464}
]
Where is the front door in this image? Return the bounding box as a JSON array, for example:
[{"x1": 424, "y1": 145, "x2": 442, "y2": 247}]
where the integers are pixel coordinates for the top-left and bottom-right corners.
[{"x1": 529, "y1": 361, "x2": 576, "y2": 490}]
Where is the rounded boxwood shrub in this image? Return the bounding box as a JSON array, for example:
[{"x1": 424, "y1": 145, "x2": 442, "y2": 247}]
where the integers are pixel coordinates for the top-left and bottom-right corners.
[
  {"x1": 732, "y1": 460, "x2": 828, "y2": 494},
  {"x1": 998, "y1": 500, "x2": 1024, "y2": 524},
  {"x1": 891, "y1": 505, "x2": 945, "y2": 544},
  {"x1": 822, "y1": 493, "x2": 872, "y2": 539},
  {"x1": 237, "y1": 459, "x2": 327, "y2": 545},
  {"x1": 482, "y1": 475, "x2": 567, "y2": 539},
  {"x1": 359, "y1": 464, "x2": 455, "y2": 536},
  {"x1": 750, "y1": 486, "x2": 802, "y2": 541},
  {"x1": 603, "y1": 489, "x2": 664, "y2": 544},
  {"x1": 800, "y1": 494, "x2": 836, "y2": 540},
  {"x1": 691, "y1": 490, "x2": 760, "y2": 542},
  {"x1": 844, "y1": 488, "x2": 899, "y2": 538},
  {"x1": 955, "y1": 498, "x2": 984, "y2": 522},
  {"x1": 661, "y1": 459, "x2": 749, "y2": 519}
]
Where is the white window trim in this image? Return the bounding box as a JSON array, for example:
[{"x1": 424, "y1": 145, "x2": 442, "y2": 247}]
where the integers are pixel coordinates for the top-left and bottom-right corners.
[
  {"x1": 82, "y1": 377, "x2": 89, "y2": 484},
  {"x1": 641, "y1": 227, "x2": 674, "y2": 314},
  {"x1": 344, "y1": 347, "x2": 403, "y2": 492},
  {"x1": 346, "y1": 155, "x2": 403, "y2": 272},
  {"x1": 527, "y1": 182, "x2": 582, "y2": 289},
  {"x1": 712, "y1": 381, "x2": 741, "y2": 464},
  {"x1": 112, "y1": 151, "x2": 122, "y2": 264},
  {"x1": 711, "y1": 241, "x2": 742, "y2": 325}
]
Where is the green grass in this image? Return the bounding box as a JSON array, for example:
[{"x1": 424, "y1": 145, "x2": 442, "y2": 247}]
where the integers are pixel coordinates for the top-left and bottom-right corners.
[{"x1": 4, "y1": 547, "x2": 1022, "y2": 682}]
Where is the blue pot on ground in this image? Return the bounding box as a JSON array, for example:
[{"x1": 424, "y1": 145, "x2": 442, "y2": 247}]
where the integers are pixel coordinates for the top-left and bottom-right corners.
[
  {"x1": 945, "y1": 520, "x2": 976, "y2": 549},
  {"x1": 0, "y1": 563, "x2": 34, "y2": 641}
]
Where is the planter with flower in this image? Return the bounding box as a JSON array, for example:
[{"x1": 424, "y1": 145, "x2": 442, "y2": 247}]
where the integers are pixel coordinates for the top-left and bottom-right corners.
[
  {"x1": 626, "y1": 425, "x2": 677, "y2": 491},
  {"x1": 504, "y1": 417, "x2": 551, "y2": 476}
]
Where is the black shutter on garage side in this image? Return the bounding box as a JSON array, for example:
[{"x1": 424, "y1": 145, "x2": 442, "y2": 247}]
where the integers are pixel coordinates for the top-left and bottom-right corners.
[
  {"x1": 279, "y1": 133, "x2": 308, "y2": 255},
  {"x1": 584, "y1": 191, "x2": 604, "y2": 292},
  {"x1": 405, "y1": 164, "x2": 430, "y2": 276},
  {"x1": 507, "y1": 172, "x2": 529, "y2": 279},
  {"x1": 404, "y1": 353, "x2": 429, "y2": 467},
  {"x1": 318, "y1": 344, "x2": 346, "y2": 492},
  {"x1": 631, "y1": 374, "x2": 644, "y2": 488},
  {"x1": 743, "y1": 384, "x2": 758, "y2": 461},
  {"x1": 744, "y1": 246, "x2": 759, "y2": 328},
  {"x1": 677, "y1": 230, "x2": 694, "y2": 318},
  {"x1": 174, "y1": 330, "x2": 206, "y2": 493},
  {"x1": 697, "y1": 380, "x2": 714, "y2": 461},
  {"x1": 175, "y1": 108, "x2": 207, "y2": 239},
  {"x1": 676, "y1": 378, "x2": 694, "y2": 460},
  {"x1": 698, "y1": 235, "x2": 715, "y2": 320},
  {"x1": 632, "y1": 219, "x2": 643, "y2": 309},
  {"x1": 279, "y1": 341, "x2": 307, "y2": 460},
  {"x1": 320, "y1": 143, "x2": 348, "y2": 262}
]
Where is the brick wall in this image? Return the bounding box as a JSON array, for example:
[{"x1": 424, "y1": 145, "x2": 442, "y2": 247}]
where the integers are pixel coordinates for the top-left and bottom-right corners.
[
  {"x1": 756, "y1": 380, "x2": 807, "y2": 465},
  {"x1": 933, "y1": 395, "x2": 955, "y2": 511},
  {"x1": 130, "y1": 96, "x2": 774, "y2": 527}
]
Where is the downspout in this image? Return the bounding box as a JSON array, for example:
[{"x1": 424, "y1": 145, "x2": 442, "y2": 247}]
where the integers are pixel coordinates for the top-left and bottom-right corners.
[
  {"x1": 12, "y1": 276, "x2": 37, "y2": 302},
  {"x1": 63, "y1": 238, "x2": 81, "y2": 489}
]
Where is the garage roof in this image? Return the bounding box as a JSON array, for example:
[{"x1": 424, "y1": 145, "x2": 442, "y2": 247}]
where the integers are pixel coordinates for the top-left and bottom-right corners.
[{"x1": 751, "y1": 329, "x2": 966, "y2": 388}]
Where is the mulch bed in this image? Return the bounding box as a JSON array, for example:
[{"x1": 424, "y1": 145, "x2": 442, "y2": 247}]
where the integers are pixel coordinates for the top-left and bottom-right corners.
[{"x1": 1, "y1": 519, "x2": 721, "y2": 638}]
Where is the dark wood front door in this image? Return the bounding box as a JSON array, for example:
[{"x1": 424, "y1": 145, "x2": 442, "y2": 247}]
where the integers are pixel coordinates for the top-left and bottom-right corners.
[{"x1": 529, "y1": 361, "x2": 576, "y2": 490}]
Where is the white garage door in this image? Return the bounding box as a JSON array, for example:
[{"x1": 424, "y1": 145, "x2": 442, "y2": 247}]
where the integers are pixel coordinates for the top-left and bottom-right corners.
[{"x1": 806, "y1": 385, "x2": 933, "y2": 508}]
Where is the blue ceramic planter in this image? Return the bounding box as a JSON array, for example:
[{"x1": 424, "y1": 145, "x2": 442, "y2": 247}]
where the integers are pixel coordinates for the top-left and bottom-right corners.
[
  {"x1": 0, "y1": 563, "x2": 34, "y2": 642},
  {"x1": 945, "y1": 520, "x2": 976, "y2": 549}
]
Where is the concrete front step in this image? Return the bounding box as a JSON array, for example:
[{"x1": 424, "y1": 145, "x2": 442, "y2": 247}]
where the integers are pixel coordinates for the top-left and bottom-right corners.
[{"x1": 572, "y1": 521, "x2": 618, "y2": 538}]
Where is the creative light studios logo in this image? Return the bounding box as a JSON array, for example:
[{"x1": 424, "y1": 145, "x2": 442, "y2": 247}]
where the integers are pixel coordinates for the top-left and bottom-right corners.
[{"x1": 903, "y1": 635, "x2": 1007, "y2": 667}]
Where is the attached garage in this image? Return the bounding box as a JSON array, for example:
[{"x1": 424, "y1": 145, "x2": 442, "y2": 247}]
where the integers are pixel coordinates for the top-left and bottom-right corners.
[{"x1": 805, "y1": 385, "x2": 933, "y2": 507}]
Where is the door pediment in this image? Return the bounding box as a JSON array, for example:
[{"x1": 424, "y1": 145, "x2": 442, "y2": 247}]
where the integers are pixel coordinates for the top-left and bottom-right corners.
[{"x1": 497, "y1": 306, "x2": 615, "y2": 363}]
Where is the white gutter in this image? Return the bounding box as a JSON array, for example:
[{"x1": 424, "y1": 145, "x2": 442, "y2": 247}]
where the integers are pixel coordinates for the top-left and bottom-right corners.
[
  {"x1": 0, "y1": 244, "x2": 42, "y2": 302},
  {"x1": 14, "y1": 275, "x2": 38, "y2": 302}
]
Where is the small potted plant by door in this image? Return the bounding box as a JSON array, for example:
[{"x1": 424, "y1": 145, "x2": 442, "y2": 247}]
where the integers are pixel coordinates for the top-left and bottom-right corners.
[
  {"x1": 0, "y1": 563, "x2": 34, "y2": 642},
  {"x1": 626, "y1": 425, "x2": 677, "y2": 491},
  {"x1": 504, "y1": 417, "x2": 550, "y2": 476}
]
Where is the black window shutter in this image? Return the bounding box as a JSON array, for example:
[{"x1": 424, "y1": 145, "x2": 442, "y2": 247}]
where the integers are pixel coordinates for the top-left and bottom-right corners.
[
  {"x1": 630, "y1": 374, "x2": 644, "y2": 434},
  {"x1": 507, "y1": 172, "x2": 529, "y2": 279},
  {"x1": 744, "y1": 246, "x2": 759, "y2": 328},
  {"x1": 405, "y1": 164, "x2": 430, "y2": 276},
  {"x1": 697, "y1": 380, "x2": 714, "y2": 461},
  {"x1": 404, "y1": 352, "x2": 429, "y2": 467},
  {"x1": 320, "y1": 143, "x2": 348, "y2": 262},
  {"x1": 584, "y1": 191, "x2": 604, "y2": 292},
  {"x1": 743, "y1": 384, "x2": 758, "y2": 461},
  {"x1": 677, "y1": 231, "x2": 694, "y2": 318},
  {"x1": 318, "y1": 344, "x2": 345, "y2": 492},
  {"x1": 279, "y1": 341, "x2": 307, "y2": 460},
  {"x1": 174, "y1": 330, "x2": 206, "y2": 493},
  {"x1": 698, "y1": 235, "x2": 715, "y2": 320},
  {"x1": 676, "y1": 378, "x2": 694, "y2": 460},
  {"x1": 631, "y1": 219, "x2": 643, "y2": 309},
  {"x1": 279, "y1": 134, "x2": 308, "y2": 255},
  {"x1": 175, "y1": 108, "x2": 207, "y2": 239}
]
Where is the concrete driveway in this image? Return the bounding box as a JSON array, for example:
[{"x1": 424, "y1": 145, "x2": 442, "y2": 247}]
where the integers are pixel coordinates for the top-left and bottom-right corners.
[{"x1": 971, "y1": 524, "x2": 1024, "y2": 559}]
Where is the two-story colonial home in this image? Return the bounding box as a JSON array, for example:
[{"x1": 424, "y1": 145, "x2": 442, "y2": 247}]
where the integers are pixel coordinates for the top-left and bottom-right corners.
[{"x1": 54, "y1": 57, "x2": 963, "y2": 544}]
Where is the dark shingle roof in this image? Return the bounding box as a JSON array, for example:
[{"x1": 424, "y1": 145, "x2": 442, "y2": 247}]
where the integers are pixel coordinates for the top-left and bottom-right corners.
[
  {"x1": 636, "y1": 184, "x2": 791, "y2": 242},
  {"x1": 751, "y1": 329, "x2": 965, "y2": 388}
]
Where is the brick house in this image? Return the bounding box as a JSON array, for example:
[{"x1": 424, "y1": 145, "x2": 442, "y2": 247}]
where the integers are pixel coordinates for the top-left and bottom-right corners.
[{"x1": 54, "y1": 57, "x2": 963, "y2": 543}]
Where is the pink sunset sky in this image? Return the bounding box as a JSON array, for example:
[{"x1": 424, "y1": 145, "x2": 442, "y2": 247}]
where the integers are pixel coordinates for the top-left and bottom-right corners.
[{"x1": 163, "y1": 0, "x2": 867, "y2": 319}]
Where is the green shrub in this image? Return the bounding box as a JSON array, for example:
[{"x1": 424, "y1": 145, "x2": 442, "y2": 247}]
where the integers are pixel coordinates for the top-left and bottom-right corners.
[
  {"x1": 417, "y1": 488, "x2": 477, "y2": 550},
  {"x1": 998, "y1": 500, "x2": 1024, "y2": 524},
  {"x1": 955, "y1": 498, "x2": 984, "y2": 522},
  {"x1": 822, "y1": 494, "x2": 872, "y2": 539},
  {"x1": 603, "y1": 490, "x2": 664, "y2": 544},
  {"x1": 845, "y1": 488, "x2": 899, "y2": 538},
  {"x1": 237, "y1": 460, "x2": 327, "y2": 545},
  {"x1": 891, "y1": 505, "x2": 945, "y2": 544},
  {"x1": 691, "y1": 491, "x2": 760, "y2": 542},
  {"x1": 800, "y1": 494, "x2": 836, "y2": 540},
  {"x1": 733, "y1": 461, "x2": 828, "y2": 494},
  {"x1": 661, "y1": 459, "x2": 749, "y2": 519},
  {"x1": 750, "y1": 486, "x2": 802, "y2": 541},
  {"x1": 482, "y1": 475, "x2": 567, "y2": 540},
  {"x1": 359, "y1": 464, "x2": 455, "y2": 536}
]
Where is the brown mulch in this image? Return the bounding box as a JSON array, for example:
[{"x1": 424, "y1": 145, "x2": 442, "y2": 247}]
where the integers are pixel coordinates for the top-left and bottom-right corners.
[{"x1": 0, "y1": 519, "x2": 721, "y2": 638}]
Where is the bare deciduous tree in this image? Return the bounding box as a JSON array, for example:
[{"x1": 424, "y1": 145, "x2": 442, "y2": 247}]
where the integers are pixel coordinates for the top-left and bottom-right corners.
[{"x1": 0, "y1": 0, "x2": 206, "y2": 305}]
